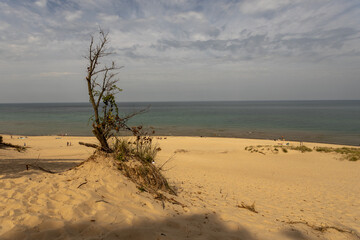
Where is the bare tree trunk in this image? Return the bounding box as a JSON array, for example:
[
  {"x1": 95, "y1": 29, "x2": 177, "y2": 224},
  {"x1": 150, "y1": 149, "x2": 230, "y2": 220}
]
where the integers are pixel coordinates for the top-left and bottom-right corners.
[
  {"x1": 93, "y1": 127, "x2": 111, "y2": 152},
  {"x1": 84, "y1": 29, "x2": 129, "y2": 153}
]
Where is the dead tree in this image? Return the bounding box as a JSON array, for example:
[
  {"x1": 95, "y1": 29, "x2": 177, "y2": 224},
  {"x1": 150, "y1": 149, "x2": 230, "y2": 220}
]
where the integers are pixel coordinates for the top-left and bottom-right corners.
[{"x1": 85, "y1": 29, "x2": 131, "y2": 152}]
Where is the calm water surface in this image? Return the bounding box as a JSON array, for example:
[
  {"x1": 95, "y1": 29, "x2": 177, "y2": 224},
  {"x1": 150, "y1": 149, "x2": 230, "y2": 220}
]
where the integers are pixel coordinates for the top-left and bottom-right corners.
[{"x1": 0, "y1": 101, "x2": 359, "y2": 145}]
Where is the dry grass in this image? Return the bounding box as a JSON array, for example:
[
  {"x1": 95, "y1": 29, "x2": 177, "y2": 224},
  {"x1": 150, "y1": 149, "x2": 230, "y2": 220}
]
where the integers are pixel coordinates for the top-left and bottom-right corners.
[
  {"x1": 244, "y1": 146, "x2": 266, "y2": 155},
  {"x1": 287, "y1": 220, "x2": 360, "y2": 239},
  {"x1": 315, "y1": 147, "x2": 360, "y2": 161},
  {"x1": 236, "y1": 201, "x2": 258, "y2": 213},
  {"x1": 118, "y1": 159, "x2": 176, "y2": 195},
  {"x1": 0, "y1": 136, "x2": 26, "y2": 152},
  {"x1": 245, "y1": 143, "x2": 360, "y2": 161},
  {"x1": 246, "y1": 144, "x2": 313, "y2": 154},
  {"x1": 289, "y1": 145, "x2": 313, "y2": 153},
  {"x1": 113, "y1": 137, "x2": 176, "y2": 196}
]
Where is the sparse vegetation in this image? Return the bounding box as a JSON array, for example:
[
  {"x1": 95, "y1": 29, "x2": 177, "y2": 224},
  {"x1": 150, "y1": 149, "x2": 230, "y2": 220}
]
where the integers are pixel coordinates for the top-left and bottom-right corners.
[
  {"x1": 113, "y1": 127, "x2": 161, "y2": 164},
  {"x1": 290, "y1": 145, "x2": 313, "y2": 153},
  {"x1": 244, "y1": 146, "x2": 266, "y2": 155},
  {"x1": 315, "y1": 147, "x2": 360, "y2": 161},
  {"x1": 236, "y1": 201, "x2": 258, "y2": 213},
  {"x1": 245, "y1": 143, "x2": 360, "y2": 161},
  {"x1": 0, "y1": 135, "x2": 26, "y2": 152},
  {"x1": 113, "y1": 127, "x2": 176, "y2": 196},
  {"x1": 246, "y1": 144, "x2": 313, "y2": 154}
]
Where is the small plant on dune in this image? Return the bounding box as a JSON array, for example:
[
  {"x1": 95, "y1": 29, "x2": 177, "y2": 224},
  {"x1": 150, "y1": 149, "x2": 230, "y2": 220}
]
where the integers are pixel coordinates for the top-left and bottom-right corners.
[
  {"x1": 131, "y1": 126, "x2": 161, "y2": 163},
  {"x1": 236, "y1": 201, "x2": 258, "y2": 213},
  {"x1": 113, "y1": 127, "x2": 176, "y2": 196},
  {"x1": 314, "y1": 147, "x2": 333, "y2": 153},
  {"x1": 113, "y1": 126, "x2": 161, "y2": 164}
]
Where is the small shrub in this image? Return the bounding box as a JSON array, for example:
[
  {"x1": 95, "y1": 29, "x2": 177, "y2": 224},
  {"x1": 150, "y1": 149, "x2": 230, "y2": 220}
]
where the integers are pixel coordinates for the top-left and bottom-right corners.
[
  {"x1": 0, "y1": 136, "x2": 26, "y2": 152},
  {"x1": 282, "y1": 148, "x2": 288, "y2": 153},
  {"x1": 290, "y1": 146, "x2": 312, "y2": 153},
  {"x1": 315, "y1": 147, "x2": 333, "y2": 153},
  {"x1": 113, "y1": 127, "x2": 176, "y2": 195}
]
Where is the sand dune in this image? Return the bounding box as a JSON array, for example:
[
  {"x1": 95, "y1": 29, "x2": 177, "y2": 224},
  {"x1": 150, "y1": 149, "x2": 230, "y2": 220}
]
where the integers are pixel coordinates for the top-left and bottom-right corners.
[{"x1": 0, "y1": 135, "x2": 359, "y2": 239}]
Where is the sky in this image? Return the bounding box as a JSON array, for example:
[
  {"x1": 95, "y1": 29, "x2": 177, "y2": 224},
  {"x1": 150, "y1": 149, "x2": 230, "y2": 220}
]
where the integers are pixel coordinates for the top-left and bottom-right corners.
[{"x1": 0, "y1": 0, "x2": 360, "y2": 103}]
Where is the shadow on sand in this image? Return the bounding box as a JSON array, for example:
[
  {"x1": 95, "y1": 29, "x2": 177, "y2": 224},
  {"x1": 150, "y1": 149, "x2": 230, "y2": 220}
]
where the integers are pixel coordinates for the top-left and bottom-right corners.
[
  {"x1": 1, "y1": 213, "x2": 256, "y2": 240},
  {"x1": 0, "y1": 158, "x2": 82, "y2": 179}
]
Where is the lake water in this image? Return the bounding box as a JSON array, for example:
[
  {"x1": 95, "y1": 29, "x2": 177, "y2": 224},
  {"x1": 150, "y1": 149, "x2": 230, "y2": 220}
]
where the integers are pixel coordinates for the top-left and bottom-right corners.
[{"x1": 0, "y1": 101, "x2": 359, "y2": 146}]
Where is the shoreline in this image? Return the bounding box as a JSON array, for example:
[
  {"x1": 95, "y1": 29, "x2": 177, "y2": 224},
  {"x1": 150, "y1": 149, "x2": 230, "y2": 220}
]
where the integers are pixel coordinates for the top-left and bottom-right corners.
[{"x1": 1, "y1": 132, "x2": 359, "y2": 147}]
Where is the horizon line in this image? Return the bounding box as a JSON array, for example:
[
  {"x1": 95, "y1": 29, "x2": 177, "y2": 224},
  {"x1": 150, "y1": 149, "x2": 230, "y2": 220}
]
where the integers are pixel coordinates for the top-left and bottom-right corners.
[{"x1": 1, "y1": 99, "x2": 360, "y2": 104}]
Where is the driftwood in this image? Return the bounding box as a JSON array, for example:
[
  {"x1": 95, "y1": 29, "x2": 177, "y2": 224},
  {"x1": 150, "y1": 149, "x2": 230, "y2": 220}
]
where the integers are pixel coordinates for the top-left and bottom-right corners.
[
  {"x1": 79, "y1": 142, "x2": 100, "y2": 149},
  {"x1": 26, "y1": 164, "x2": 57, "y2": 174},
  {"x1": 77, "y1": 181, "x2": 88, "y2": 188}
]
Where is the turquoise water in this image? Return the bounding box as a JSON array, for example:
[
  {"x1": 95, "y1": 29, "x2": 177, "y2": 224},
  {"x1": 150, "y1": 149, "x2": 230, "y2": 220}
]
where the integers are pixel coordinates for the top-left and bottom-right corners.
[{"x1": 0, "y1": 101, "x2": 359, "y2": 146}]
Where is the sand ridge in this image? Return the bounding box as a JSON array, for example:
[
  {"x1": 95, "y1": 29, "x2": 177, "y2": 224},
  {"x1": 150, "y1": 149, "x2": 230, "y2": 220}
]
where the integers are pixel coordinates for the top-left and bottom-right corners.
[{"x1": 0, "y1": 135, "x2": 359, "y2": 239}]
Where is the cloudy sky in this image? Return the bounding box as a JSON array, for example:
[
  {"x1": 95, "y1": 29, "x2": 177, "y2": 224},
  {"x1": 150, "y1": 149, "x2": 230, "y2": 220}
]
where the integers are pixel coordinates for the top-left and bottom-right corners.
[{"x1": 0, "y1": 0, "x2": 359, "y2": 103}]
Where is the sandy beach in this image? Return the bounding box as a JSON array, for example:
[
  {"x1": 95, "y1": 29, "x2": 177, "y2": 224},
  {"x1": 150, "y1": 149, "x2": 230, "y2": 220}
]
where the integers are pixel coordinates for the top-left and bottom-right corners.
[{"x1": 0, "y1": 135, "x2": 359, "y2": 240}]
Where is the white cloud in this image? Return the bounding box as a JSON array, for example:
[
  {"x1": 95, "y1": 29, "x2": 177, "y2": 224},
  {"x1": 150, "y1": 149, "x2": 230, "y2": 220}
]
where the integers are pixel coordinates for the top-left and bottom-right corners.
[
  {"x1": 0, "y1": 21, "x2": 9, "y2": 31},
  {"x1": 64, "y1": 10, "x2": 82, "y2": 22},
  {"x1": 168, "y1": 11, "x2": 205, "y2": 23},
  {"x1": 0, "y1": 0, "x2": 360, "y2": 102},
  {"x1": 35, "y1": 0, "x2": 47, "y2": 8},
  {"x1": 37, "y1": 72, "x2": 80, "y2": 77},
  {"x1": 97, "y1": 13, "x2": 120, "y2": 24},
  {"x1": 240, "y1": 0, "x2": 292, "y2": 14}
]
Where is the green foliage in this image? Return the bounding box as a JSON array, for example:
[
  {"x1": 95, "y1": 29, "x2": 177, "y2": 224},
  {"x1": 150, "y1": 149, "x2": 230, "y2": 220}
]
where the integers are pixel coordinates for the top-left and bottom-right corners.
[
  {"x1": 113, "y1": 127, "x2": 160, "y2": 164},
  {"x1": 114, "y1": 133, "x2": 176, "y2": 195}
]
